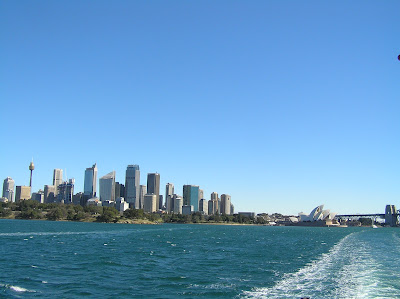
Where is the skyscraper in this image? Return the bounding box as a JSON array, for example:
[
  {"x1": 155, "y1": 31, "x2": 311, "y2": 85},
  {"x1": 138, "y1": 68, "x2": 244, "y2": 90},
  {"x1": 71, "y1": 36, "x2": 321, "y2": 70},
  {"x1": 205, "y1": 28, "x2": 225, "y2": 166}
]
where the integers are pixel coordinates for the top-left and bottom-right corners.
[
  {"x1": 220, "y1": 194, "x2": 231, "y2": 215},
  {"x1": 211, "y1": 192, "x2": 219, "y2": 214},
  {"x1": 183, "y1": 185, "x2": 200, "y2": 212},
  {"x1": 53, "y1": 169, "x2": 63, "y2": 195},
  {"x1": 139, "y1": 185, "x2": 146, "y2": 209},
  {"x1": 144, "y1": 194, "x2": 157, "y2": 213},
  {"x1": 125, "y1": 165, "x2": 140, "y2": 209},
  {"x1": 57, "y1": 179, "x2": 75, "y2": 204},
  {"x1": 84, "y1": 163, "x2": 97, "y2": 198},
  {"x1": 147, "y1": 173, "x2": 160, "y2": 209},
  {"x1": 165, "y1": 183, "x2": 174, "y2": 213},
  {"x1": 2, "y1": 177, "x2": 15, "y2": 202},
  {"x1": 99, "y1": 171, "x2": 116, "y2": 202},
  {"x1": 44, "y1": 185, "x2": 56, "y2": 203}
]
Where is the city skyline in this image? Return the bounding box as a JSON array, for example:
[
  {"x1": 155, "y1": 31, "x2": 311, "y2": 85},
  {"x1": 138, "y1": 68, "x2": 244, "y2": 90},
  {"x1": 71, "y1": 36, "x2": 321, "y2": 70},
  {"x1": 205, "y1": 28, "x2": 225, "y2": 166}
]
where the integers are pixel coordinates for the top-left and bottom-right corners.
[{"x1": 1, "y1": 1, "x2": 399, "y2": 215}]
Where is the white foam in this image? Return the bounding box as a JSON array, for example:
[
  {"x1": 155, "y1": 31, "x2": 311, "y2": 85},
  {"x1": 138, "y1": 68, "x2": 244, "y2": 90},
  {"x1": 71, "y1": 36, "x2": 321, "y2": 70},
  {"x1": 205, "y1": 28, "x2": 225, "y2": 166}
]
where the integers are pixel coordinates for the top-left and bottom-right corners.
[
  {"x1": 9, "y1": 285, "x2": 35, "y2": 293},
  {"x1": 243, "y1": 232, "x2": 384, "y2": 298}
]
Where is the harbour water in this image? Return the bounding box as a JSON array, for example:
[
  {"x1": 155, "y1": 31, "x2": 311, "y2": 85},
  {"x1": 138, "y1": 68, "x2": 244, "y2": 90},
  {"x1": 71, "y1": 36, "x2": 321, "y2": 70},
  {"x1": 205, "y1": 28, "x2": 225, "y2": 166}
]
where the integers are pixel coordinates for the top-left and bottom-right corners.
[{"x1": 0, "y1": 219, "x2": 399, "y2": 298}]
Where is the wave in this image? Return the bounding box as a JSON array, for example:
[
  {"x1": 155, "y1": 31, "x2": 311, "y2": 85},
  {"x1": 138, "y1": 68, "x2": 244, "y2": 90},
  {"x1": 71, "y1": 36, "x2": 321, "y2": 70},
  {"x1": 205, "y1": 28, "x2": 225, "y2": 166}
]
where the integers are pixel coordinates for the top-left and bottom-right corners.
[
  {"x1": 243, "y1": 231, "x2": 395, "y2": 298},
  {"x1": 0, "y1": 283, "x2": 35, "y2": 293}
]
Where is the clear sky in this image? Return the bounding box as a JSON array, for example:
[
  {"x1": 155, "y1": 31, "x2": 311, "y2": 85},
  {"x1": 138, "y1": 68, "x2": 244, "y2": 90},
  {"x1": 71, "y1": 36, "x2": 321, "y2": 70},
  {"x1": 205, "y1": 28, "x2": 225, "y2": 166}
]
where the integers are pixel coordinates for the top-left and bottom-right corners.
[{"x1": 1, "y1": 0, "x2": 399, "y2": 215}]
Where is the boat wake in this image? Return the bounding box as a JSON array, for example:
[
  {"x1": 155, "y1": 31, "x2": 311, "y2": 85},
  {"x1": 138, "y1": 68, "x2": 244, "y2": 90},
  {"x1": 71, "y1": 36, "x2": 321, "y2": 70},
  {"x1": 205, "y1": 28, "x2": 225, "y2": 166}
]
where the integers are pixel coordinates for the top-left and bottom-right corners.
[{"x1": 243, "y1": 231, "x2": 396, "y2": 298}]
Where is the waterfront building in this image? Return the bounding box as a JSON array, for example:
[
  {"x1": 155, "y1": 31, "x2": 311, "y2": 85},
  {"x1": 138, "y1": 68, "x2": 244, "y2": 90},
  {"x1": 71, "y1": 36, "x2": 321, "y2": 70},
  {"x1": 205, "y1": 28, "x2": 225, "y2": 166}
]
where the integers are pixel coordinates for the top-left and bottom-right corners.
[
  {"x1": 147, "y1": 173, "x2": 160, "y2": 209},
  {"x1": 199, "y1": 198, "x2": 208, "y2": 215},
  {"x1": 99, "y1": 171, "x2": 116, "y2": 202},
  {"x1": 230, "y1": 203, "x2": 234, "y2": 215},
  {"x1": 173, "y1": 195, "x2": 183, "y2": 214},
  {"x1": 125, "y1": 165, "x2": 140, "y2": 209},
  {"x1": 165, "y1": 183, "x2": 174, "y2": 213},
  {"x1": 208, "y1": 199, "x2": 217, "y2": 215},
  {"x1": 44, "y1": 185, "x2": 56, "y2": 203},
  {"x1": 139, "y1": 185, "x2": 146, "y2": 209},
  {"x1": 15, "y1": 186, "x2": 31, "y2": 201},
  {"x1": 298, "y1": 205, "x2": 337, "y2": 222},
  {"x1": 183, "y1": 185, "x2": 199, "y2": 212},
  {"x1": 2, "y1": 177, "x2": 15, "y2": 202},
  {"x1": 84, "y1": 163, "x2": 97, "y2": 199},
  {"x1": 220, "y1": 194, "x2": 231, "y2": 215},
  {"x1": 116, "y1": 197, "x2": 129, "y2": 214},
  {"x1": 144, "y1": 194, "x2": 157, "y2": 213},
  {"x1": 31, "y1": 190, "x2": 44, "y2": 203},
  {"x1": 182, "y1": 205, "x2": 193, "y2": 215},
  {"x1": 57, "y1": 179, "x2": 75, "y2": 204},
  {"x1": 53, "y1": 169, "x2": 63, "y2": 195}
]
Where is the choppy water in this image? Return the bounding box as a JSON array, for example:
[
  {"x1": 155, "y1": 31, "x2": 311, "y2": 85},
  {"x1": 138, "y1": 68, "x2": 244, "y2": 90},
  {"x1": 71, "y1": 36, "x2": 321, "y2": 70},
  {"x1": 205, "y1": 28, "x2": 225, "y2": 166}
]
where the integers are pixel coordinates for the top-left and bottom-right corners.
[{"x1": 0, "y1": 219, "x2": 399, "y2": 298}]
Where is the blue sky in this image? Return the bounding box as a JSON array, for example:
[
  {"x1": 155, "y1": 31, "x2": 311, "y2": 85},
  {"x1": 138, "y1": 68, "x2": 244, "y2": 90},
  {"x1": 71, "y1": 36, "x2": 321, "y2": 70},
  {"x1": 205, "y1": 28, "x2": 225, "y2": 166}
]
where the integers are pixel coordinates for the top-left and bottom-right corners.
[{"x1": 1, "y1": 0, "x2": 399, "y2": 215}]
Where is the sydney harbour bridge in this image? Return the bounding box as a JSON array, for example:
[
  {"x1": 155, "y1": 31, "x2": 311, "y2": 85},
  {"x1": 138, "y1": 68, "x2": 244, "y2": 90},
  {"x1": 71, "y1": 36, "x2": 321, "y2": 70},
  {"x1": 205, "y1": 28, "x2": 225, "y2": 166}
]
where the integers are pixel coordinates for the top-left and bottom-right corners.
[{"x1": 335, "y1": 205, "x2": 399, "y2": 227}]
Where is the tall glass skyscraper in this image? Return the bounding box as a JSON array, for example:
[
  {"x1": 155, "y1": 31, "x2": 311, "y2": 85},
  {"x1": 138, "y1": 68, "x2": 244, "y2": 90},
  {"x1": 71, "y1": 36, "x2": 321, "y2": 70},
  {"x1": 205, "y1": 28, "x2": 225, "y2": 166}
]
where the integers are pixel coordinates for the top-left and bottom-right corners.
[
  {"x1": 147, "y1": 173, "x2": 160, "y2": 210},
  {"x1": 125, "y1": 165, "x2": 140, "y2": 209},
  {"x1": 84, "y1": 163, "x2": 97, "y2": 198},
  {"x1": 183, "y1": 185, "x2": 200, "y2": 212},
  {"x1": 99, "y1": 171, "x2": 115, "y2": 202}
]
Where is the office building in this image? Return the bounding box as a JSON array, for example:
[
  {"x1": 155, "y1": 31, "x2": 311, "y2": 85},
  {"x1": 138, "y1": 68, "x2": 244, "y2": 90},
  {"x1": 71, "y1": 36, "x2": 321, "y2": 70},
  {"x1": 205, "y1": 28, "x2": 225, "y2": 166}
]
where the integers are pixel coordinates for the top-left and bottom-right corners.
[
  {"x1": 173, "y1": 195, "x2": 183, "y2": 214},
  {"x1": 32, "y1": 190, "x2": 44, "y2": 203},
  {"x1": 183, "y1": 185, "x2": 199, "y2": 212},
  {"x1": 139, "y1": 185, "x2": 146, "y2": 209},
  {"x1": 53, "y1": 169, "x2": 63, "y2": 195},
  {"x1": 165, "y1": 183, "x2": 174, "y2": 213},
  {"x1": 182, "y1": 205, "x2": 193, "y2": 215},
  {"x1": 73, "y1": 192, "x2": 84, "y2": 206},
  {"x1": 99, "y1": 171, "x2": 116, "y2": 202},
  {"x1": 44, "y1": 185, "x2": 56, "y2": 203},
  {"x1": 57, "y1": 179, "x2": 75, "y2": 204},
  {"x1": 15, "y1": 186, "x2": 31, "y2": 201},
  {"x1": 84, "y1": 163, "x2": 97, "y2": 199},
  {"x1": 144, "y1": 194, "x2": 157, "y2": 213},
  {"x1": 199, "y1": 189, "x2": 204, "y2": 201},
  {"x1": 2, "y1": 177, "x2": 15, "y2": 202},
  {"x1": 115, "y1": 182, "x2": 125, "y2": 200},
  {"x1": 125, "y1": 165, "x2": 140, "y2": 209},
  {"x1": 147, "y1": 173, "x2": 160, "y2": 209},
  {"x1": 199, "y1": 198, "x2": 208, "y2": 215},
  {"x1": 116, "y1": 197, "x2": 129, "y2": 214},
  {"x1": 211, "y1": 192, "x2": 219, "y2": 214},
  {"x1": 208, "y1": 199, "x2": 217, "y2": 215},
  {"x1": 220, "y1": 194, "x2": 231, "y2": 215}
]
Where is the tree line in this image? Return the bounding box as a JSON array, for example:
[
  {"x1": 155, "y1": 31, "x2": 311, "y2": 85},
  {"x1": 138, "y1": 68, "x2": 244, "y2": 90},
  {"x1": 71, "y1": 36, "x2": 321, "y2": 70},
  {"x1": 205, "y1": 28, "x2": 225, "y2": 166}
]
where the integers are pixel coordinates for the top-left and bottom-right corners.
[{"x1": 0, "y1": 200, "x2": 265, "y2": 224}]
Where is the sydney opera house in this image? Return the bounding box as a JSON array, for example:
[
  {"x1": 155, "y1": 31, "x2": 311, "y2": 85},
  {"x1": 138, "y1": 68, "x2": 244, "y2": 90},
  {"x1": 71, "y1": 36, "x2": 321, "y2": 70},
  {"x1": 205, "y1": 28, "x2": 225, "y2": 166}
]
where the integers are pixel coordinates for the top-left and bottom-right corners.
[{"x1": 296, "y1": 205, "x2": 343, "y2": 227}]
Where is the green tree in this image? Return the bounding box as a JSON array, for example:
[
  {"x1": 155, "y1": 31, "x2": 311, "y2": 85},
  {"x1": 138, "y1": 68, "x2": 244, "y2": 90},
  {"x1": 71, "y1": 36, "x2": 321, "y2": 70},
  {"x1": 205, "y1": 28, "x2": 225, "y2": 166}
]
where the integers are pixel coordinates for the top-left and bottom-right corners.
[
  {"x1": 97, "y1": 207, "x2": 119, "y2": 223},
  {"x1": 0, "y1": 206, "x2": 12, "y2": 218},
  {"x1": 47, "y1": 206, "x2": 67, "y2": 220},
  {"x1": 123, "y1": 208, "x2": 145, "y2": 219}
]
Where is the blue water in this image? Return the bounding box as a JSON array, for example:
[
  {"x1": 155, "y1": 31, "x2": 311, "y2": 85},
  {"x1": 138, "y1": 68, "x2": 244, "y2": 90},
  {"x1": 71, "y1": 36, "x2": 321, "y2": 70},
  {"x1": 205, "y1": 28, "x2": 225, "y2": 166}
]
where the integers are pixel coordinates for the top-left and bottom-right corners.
[{"x1": 0, "y1": 219, "x2": 399, "y2": 298}]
